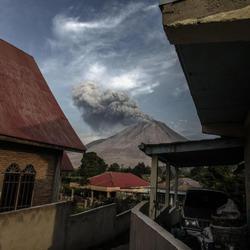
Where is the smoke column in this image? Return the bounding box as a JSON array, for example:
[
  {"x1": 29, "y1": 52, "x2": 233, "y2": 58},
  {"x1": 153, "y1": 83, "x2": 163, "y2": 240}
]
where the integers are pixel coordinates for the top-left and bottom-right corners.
[{"x1": 73, "y1": 82, "x2": 151, "y2": 131}]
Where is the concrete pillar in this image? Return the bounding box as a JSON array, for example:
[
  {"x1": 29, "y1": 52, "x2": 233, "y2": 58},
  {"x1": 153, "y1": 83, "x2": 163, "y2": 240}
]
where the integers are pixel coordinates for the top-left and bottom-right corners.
[
  {"x1": 107, "y1": 192, "x2": 111, "y2": 198},
  {"x1": 165, "y1": 162, "x2": 170, "y2": 208},
  {"x1": 170, "y1": 194, "x2": 173, "y2": 206},
  {"x1": 245, "y1": 113, "x2": 250, "y2": 241},
  {"x1": 245, "y1": 131, "x2": 250, "y2": 236},
  {"x1": 149, "y1": 155, "x2": 158, "y2": 220},
  {"x1": 174, "y1": 167, "x2": 178, "y2": 207},
  {"x1": 71, "y1": 188, "x2": 75, "y2": 201},
  {"x1": 90, "y1": 190, "x2": 94, "y2": 205}
]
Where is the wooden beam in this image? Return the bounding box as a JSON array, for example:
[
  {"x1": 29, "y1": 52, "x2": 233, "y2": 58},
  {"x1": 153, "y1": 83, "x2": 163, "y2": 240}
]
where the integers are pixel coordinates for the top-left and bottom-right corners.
[
  {"x1": 140, "y1": 138, "x2": 243, "y2": 156},
  {"x1": 149, "y1": 155, "x2": 158, "y2": 220}
]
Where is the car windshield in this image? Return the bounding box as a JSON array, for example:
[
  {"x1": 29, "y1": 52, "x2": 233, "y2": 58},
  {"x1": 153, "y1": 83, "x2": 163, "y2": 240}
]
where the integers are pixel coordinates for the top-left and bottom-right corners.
[{"x1": 183, "y1": 190, "x2": 228, "y2": 220}]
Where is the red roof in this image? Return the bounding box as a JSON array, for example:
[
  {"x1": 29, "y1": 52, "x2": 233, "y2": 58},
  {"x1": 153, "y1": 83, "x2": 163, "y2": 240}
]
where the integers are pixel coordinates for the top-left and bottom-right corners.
[
  {"x1": 89, "y1": 172, "x2": 149, "y2": 188},
  {"x1": 60, "y1": 152, "x2": 74, "y2": 172},
  {"x1": 0, "y1": 40, "x2": 85, "y2": 152}
]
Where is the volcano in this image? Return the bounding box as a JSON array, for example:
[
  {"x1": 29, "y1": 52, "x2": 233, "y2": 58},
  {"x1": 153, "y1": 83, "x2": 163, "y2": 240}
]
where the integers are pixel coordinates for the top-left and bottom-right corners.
[{"x1": 80, "y1": 120, "x2": 186, "y2": 167}]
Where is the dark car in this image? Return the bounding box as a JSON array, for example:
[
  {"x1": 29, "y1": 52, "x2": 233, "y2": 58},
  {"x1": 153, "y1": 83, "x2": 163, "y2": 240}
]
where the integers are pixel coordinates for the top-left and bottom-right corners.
[
  {"x1": 182, "y1": 189, "x2": 228, "y2": 232},
  {"x1": 180, "y1": 189, "x2": 229, "y2": 249}
]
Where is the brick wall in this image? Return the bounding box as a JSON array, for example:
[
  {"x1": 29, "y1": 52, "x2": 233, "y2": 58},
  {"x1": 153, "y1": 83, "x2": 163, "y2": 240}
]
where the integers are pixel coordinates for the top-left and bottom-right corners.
[{"x1": 0, "y1": 142, "x2": 61, "y2": 206}]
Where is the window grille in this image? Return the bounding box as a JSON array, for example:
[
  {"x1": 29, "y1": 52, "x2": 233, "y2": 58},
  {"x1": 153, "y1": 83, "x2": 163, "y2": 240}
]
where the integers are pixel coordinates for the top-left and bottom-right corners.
[
  {"x1": 0, "y1": 164, "x2": 21, "y2": 212},
  {"x1": 17, "y1": 165, "x2": 36, "y2": 209},
  {"x1": 0, "y1": 164, "x2": 36, "y2": 212}
]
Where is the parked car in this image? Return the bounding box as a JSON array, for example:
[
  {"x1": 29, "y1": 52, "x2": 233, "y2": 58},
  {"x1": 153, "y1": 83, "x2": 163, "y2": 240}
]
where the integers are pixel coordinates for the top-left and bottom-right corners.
[{"x1": 181, "y1": 189, "x2": 228, "y2": 249}]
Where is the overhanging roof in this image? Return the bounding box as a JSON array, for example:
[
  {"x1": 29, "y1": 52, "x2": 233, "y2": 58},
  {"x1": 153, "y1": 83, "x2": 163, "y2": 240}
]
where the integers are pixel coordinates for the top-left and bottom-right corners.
[
  {"x1": 176, "y1": 41, "x2": 250, "y2": 137},
  {"x1": 161, "y1": 1, "x2": 250, "y2": 44},
  {"x1": 88, "y1": 172, "x2": 149, "y2": 188},
  {"x1": 161, "y1": 2, "x2": 250, "y2": 137},
  {"x1": 139, "y1": 138, "x2": 244, "y2": 167},
  {"x1": 0, "y1": 40, "x2": 85, "y2": 152}
]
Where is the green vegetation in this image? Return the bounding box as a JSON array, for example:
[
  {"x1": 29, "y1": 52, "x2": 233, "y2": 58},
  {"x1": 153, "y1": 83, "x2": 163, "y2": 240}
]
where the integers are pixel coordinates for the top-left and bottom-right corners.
[
  {"x1": 131, "y1": 162, "x2": 151, "y2": 177},
  {"x1": 185, "y1": 165, "x2": 245, "y2": 210},
  {"x1": 78, "y1": 152, "x2": 108, "y2": 183},
  {"x1": 107, "y1": 162, "x2": 151, "y2": 178},
  {"x1": 108, "y1": 163, "x2": 120, "y2": 172}
]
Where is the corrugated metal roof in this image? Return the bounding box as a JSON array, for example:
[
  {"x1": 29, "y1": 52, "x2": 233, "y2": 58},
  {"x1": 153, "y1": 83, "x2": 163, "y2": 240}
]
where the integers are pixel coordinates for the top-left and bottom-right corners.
[
  {"x1": 60, "y1": 152, "x2": 74, "y2": 172},
  {"x1": 89, "y1": 172, "x2": 149, "y2": 188},
  {"x1": 0, "y1": 39, "x2": 85, "y2": 152}
]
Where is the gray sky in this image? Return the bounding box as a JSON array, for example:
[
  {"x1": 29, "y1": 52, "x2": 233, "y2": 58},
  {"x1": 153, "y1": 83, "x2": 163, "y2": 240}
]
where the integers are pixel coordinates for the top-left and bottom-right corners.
[{"x1": 0, "y1": 0, "x2": 209, "y2": 143}]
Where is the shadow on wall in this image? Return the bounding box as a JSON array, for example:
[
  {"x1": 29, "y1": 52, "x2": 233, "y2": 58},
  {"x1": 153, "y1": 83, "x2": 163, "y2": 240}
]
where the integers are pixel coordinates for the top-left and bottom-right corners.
[
  {"x1": 0, "y1": 201, "x2": 131, "y2": 250},
  {"x1": 0, "y1": 201, "x2": 71, "y2": 250},
  {"x1": 66, "y1": 204, "x2": 124, "y2": 250},
  {"x1": 49, "y1": 202, "x2": 72, "y2": 250}
]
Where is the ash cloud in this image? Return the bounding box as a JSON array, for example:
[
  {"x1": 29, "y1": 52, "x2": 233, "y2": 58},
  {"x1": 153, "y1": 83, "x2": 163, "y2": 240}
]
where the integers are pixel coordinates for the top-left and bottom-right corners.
[{"x1": 73, "y1": 82, "x2": 152, "y2": 131}]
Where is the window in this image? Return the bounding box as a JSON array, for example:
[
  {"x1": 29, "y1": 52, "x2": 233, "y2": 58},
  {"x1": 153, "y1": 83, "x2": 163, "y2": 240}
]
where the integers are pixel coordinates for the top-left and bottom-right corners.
[
  {"x1": 0, "y1": 164, "x2": 36, "y2": 212},
  {"x1": 17, "y1": 165, "x2": 36, "y2": 209},
  {"x1": 0, "y1": 164, "x2": 21, "y2": 212}
]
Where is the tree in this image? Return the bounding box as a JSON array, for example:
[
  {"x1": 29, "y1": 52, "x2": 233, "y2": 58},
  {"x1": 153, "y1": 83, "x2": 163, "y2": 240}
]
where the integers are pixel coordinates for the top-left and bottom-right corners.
[
  {"x1": 108, "y1": 163, "x2": 120, "y2": 172},
  {"x1": 186, "y1": 165, "x2": 245, "y2": 211},
  {"x1": 78, "y1": 152, "x2": 107, "y2": 183},
  {"x1": 132, "y1": 162, "x2": 150, "y2": 177},
  {"x1": 120, "y1": 167, "x2": 133, "y2": 173}
]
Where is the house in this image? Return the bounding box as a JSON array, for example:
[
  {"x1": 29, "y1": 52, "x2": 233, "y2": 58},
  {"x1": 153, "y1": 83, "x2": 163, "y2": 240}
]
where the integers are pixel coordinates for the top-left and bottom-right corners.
[
  {"x1": 85, "y1": 172, "x2": 149, "y2": 200},
  {"x1": 130, "y1": 1, "x2": 250, "y2": 250},
  {"x1": 157, "y1": 177, "x2": 201, "y2": 207},
  {"x1": 0, "y1": 39, "x2": 132, "y2": 250},
  {"x1": 0, "y1": 39, "x2": 85, "y2": 212}
]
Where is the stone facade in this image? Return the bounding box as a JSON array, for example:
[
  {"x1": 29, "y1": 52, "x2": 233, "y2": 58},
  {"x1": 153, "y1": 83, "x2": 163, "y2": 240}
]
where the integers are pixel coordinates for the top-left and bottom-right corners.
[{"x1": 0, "y1": 141, "x2": 61, "y2": 206}]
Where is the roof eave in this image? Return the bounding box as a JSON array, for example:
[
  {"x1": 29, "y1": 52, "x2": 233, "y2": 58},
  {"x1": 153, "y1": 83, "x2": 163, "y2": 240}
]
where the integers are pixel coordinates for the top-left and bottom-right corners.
[
  {"x1": 162, "y1": 5, "x2": 250, "y2": 44},
  {"x1": 0, "y1": 134, "x2": 86, "y2": 153}
]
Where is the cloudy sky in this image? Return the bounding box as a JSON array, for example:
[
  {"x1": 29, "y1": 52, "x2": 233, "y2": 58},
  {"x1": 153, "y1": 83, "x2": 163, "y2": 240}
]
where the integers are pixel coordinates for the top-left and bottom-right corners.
[{"x1": 0, "y1": 0, "x2": 208, "y2": 143}]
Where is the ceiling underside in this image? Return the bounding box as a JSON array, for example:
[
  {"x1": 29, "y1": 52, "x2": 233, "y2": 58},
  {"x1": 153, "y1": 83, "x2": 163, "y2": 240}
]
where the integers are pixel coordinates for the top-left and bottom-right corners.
[{"x1": 176, "y1": 41, "x2": 250, "y2": 136}]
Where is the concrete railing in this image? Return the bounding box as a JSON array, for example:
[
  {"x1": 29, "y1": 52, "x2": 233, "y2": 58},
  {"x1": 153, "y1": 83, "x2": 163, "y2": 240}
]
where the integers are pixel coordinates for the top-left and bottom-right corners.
[
  {"x1": 129, "y1": 201, "x2": 191, "y2": 250},
  {"x1": 66, "y1": 203, "x2": 117, "y2": 250},
  {"x1": 66, "y1": 204, "x2": 131, "y2": 250},
  {"x1": 0, "y1": 202, "x2": 131, "y2": 250},
  {"x1": 0, "y1": 201, "x2": 71, "y2": 250},
  {"x1": 116, "y1": 209, "x2": 131, "y2": 236}
]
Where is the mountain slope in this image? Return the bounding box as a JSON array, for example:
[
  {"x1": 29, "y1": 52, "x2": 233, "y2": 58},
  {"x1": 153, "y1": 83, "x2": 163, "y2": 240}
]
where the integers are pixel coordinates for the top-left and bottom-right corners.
[{"x1": 86, "y1": 120, "x2": 186, "y2": 167}]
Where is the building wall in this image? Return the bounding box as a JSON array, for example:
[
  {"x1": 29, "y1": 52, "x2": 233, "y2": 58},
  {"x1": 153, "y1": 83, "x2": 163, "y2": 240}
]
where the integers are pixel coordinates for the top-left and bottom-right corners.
[
  {"x1": 0, "y1": 142, "x2": 61, "y2": 206},
  {"x1": 0, "y1": 201, "x2": 70, "y2": 250},
  {"x1": 115, "y1": 210, "x2": 131, "y2": 236},
  {"x1": 129, "y1": 202, "x2": 191, "y2": 250},
  {"x1": 0, "y1": 201, "x2": 131, "y2": 250},
  {"x1": 66, "y1": 204, "x2": 117, "y2": 250}
]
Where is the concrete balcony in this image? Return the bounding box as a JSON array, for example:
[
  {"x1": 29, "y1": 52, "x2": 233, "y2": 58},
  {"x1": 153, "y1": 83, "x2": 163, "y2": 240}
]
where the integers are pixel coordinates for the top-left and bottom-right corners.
[
  {"x1": 0, "y1": 201, "x2": 131, "y2": 250},
  {"x1": 129, "y1": 201, "x2": 191, "y2": 250}
]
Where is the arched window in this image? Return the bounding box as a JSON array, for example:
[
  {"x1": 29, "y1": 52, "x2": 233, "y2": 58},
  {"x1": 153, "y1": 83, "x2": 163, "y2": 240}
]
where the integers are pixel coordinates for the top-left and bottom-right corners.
[
  {"x1": 17, "y1": 165, "x2": 36, "y2": 209},
  {"x1": 0, "y1": 164, "x2": 21, "y2": 212}
]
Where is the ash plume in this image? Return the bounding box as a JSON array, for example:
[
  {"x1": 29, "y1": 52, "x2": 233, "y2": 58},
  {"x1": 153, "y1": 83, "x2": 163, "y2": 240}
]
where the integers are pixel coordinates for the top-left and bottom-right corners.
[{"x1": 72, "y1": 82, "x2": 152, "y2": 131}]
